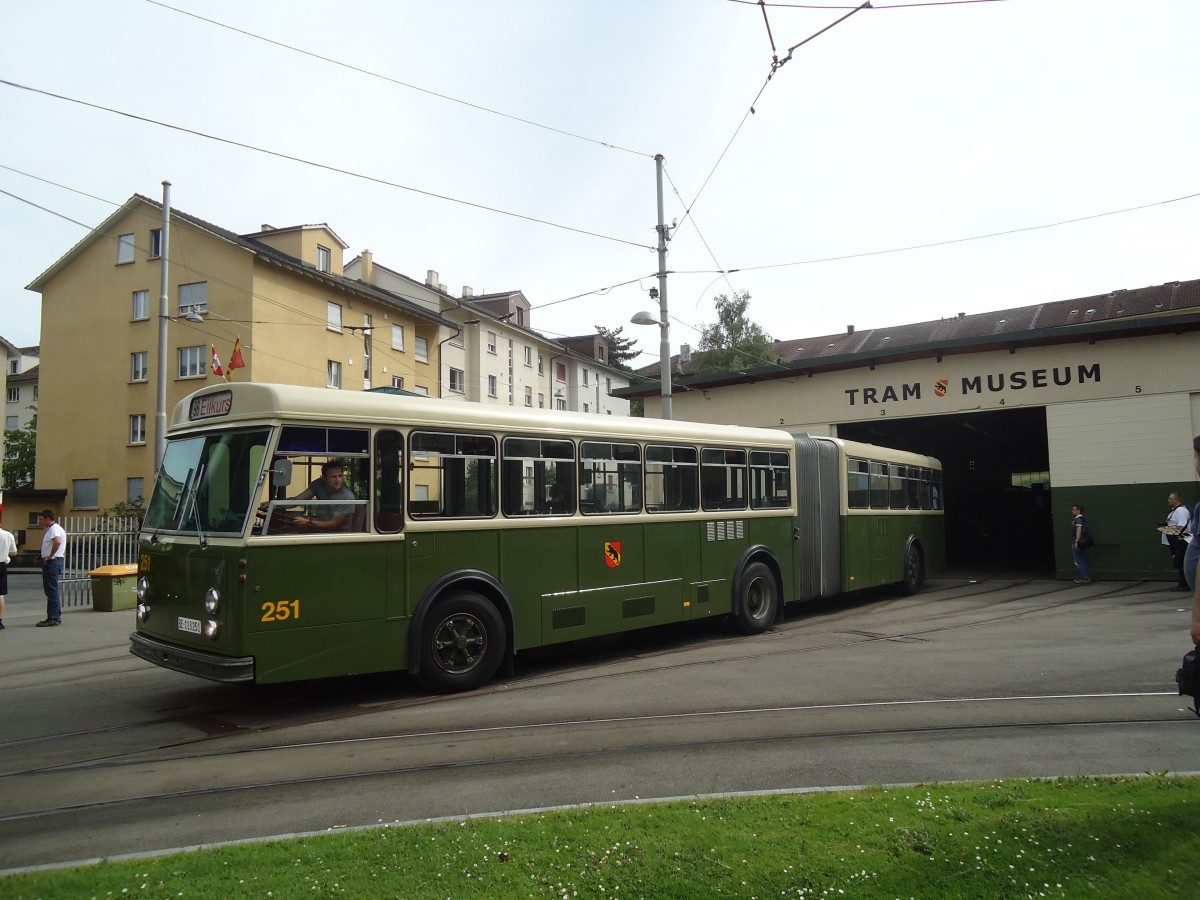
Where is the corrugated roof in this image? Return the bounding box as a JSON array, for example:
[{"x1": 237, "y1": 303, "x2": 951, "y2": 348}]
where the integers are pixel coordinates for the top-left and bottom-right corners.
[{"x1": 629, "y1": 278, "x2": 1200, "y2": 392}]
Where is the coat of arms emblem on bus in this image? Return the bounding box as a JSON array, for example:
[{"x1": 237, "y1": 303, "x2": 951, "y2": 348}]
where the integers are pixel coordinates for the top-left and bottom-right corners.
[{"x1": 604, "y1": 541, "x2": 622, "y2": 568}]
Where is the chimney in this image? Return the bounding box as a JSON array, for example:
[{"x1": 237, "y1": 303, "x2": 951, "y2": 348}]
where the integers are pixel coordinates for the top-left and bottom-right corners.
[
  {"x1": 426, "y1": 269, "x2": 439, "y2": 287},
  {"x1": 438, "y1": 282, "x2": 447, "y2": 293},
  {"x1": 847, "y1": 325, "x2": 855, "y2": 335},
  {"x1": 361, "y1": 249, "x2": 374, "y2": 283},
  {"x1": 462, "y1": 286, "x2": 474, "y2": 298},
  {"x1": 260, "y1": 224, "x2": 275, "y2": 231}
]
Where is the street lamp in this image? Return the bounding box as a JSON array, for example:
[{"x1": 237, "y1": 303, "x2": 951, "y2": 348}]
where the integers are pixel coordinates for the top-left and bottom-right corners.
[{"x1": 631, "y1": 286, "x2": 672, "y2": 420}]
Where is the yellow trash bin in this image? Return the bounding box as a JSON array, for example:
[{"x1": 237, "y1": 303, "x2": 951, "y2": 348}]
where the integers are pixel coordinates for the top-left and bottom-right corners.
[{"x1": 89, "y1": 563, "x2": 139, "y2": 612}]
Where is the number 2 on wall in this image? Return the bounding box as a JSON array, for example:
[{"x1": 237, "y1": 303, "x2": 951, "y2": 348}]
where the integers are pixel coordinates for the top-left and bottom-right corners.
[{"x1": 261, "y1": 600, "x2": 300, "y2": 622}]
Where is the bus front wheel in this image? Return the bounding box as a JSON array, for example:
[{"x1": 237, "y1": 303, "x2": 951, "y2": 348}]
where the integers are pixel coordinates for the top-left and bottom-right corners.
[
  {"x1": 733, "y1": 561, "x2": 779, "y2": 635},
  {"x1": 418, "y1": 592, "x2": 507, "y2": 694}
]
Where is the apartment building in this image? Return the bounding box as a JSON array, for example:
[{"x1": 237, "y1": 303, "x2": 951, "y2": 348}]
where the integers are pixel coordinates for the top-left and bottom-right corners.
[{"x1": 26, "y1": 194, "x2": 454, "y2": 514}]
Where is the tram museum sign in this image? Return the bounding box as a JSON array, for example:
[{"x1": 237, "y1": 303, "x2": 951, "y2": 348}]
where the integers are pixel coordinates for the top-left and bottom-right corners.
[{"x1": 844, "y1": 363, "x2": 1101, "y2": 408}]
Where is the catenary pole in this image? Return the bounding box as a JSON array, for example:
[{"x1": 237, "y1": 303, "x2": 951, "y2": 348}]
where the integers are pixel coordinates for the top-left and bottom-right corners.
[
  {"x1": 654, "y1": 154, "x2": 672, "y2": 420},
  {"x1": 154, "y1": 181, "x2": 172, "y2": 471}
]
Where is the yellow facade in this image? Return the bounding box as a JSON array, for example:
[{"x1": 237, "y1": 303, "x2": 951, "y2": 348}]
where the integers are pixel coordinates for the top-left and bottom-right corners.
[{"x1": 28, "y1": 196, "x2": 445, "y2": 514}]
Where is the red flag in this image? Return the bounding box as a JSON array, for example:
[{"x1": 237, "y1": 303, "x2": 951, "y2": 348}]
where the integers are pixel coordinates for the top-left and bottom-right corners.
[
  {"x1": 225, "y1": 338, "x2": 245, "y2": 382},
  {"x1": 210, "y1": 345, "x2": 224, "y2": 378}
]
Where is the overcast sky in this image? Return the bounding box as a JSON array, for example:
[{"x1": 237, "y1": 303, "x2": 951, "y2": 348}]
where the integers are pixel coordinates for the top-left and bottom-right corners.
[{"x1": 2, "y1": 0, "x2": 1197, "y2": 369}]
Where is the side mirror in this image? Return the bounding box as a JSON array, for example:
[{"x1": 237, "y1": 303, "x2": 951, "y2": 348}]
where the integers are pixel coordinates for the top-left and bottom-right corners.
[{"x1": 271, "y1": 459, "x2": 293, "y2": 487}]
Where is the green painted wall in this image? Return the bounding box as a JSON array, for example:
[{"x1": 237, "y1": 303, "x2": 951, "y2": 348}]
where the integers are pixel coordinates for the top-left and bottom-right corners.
[{"x1": 1054, "y1": 482, "x2": 1198, "y2": 581}]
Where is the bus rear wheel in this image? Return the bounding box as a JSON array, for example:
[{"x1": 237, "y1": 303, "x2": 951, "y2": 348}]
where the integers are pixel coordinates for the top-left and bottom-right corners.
[
  {"x1": 418, "y1": 592, "x2": 506, "y2": 694},
  {"x1": 899, "y1": 543, "x2": 923, "y2": 596},
  {"x1": 733, "y1": 561, "x2": 779, "y2": 635}
]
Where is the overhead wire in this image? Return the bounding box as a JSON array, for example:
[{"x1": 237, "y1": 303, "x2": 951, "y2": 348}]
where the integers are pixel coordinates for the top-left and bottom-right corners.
[
  {"x1": 0, "y1": 79, "x2": 654, "y2": 253},
  {"x1": 144, "y1": 0, "x2": 655, "y2": 160},
  {"x1": 668, "y1": 189, "x2": 1200, "y2": 276}
]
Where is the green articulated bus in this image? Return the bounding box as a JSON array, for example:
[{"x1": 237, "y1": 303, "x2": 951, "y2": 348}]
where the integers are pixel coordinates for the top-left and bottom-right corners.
[{"x1": 131, "y1": 383, "x2": 944, "y2": 694}]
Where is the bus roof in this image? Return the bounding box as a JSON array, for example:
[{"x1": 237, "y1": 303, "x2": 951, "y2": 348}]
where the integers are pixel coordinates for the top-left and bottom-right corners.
[{"x1": 170, "y1": 382, "x2": 798, "y2": 448}]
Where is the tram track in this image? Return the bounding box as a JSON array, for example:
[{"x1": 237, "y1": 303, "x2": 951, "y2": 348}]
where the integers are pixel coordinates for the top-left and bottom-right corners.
[
  {"x1": 0, "y1": 578, "x2": 1175, "y2": 772},
  {"x1": 2, "y1": 576, "x2": 1192, "y2": 872},
  {"x1": 0, "y1": 692, "x2": 1188, "y2": 825}
]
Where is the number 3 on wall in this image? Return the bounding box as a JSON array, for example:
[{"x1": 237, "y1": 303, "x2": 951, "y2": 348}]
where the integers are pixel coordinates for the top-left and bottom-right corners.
[{"x1": 261, "y1": 600, "x2": 300, "y2": 622}]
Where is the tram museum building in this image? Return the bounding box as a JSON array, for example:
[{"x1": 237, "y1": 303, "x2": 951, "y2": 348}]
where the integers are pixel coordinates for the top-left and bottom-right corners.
[{"x1": 618, "y1": 279, "x2": 1200, "y2": 582}]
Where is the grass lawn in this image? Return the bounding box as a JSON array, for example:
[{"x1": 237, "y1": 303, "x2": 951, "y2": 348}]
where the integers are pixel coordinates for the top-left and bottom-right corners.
[{"x1": 3, "y1": 775, "x2": 1198, "y2": 898}]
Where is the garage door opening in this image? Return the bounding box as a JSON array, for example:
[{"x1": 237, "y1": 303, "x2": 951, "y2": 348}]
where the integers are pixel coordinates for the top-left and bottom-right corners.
[{"x1": 836, "y1": 407, "x2": 1052, "y2": 575}]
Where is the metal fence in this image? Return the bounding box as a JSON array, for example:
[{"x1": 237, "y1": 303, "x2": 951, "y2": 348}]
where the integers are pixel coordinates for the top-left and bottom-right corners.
[{"x1": 61, "y1": 515, "x2": 140, "y2": 608}]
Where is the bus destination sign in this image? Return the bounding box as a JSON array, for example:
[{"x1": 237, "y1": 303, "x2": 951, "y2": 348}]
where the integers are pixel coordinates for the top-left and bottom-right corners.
[{"x1": 189, "y1": 390, "x2": 233, "y2": 421}]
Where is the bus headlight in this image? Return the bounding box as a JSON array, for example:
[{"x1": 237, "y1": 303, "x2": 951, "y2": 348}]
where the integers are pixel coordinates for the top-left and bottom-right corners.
[
  {"x1": 136, "y1": 603, "x2": 150, "y2": 622},
  {"x1": 203, "y1": 620, "x2": 220, "y2": 639},
  {"x1": 204, "y1": 587, "x2": 220, "y2": 614},
  {"x1": 136, "y1": 577, "x2": 149, "y2": 602}
]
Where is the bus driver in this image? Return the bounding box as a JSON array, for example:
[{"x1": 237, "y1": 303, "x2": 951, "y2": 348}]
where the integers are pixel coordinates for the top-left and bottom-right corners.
[{"x1": 291, "y1": 462, "x2": 355, "y2": 531}]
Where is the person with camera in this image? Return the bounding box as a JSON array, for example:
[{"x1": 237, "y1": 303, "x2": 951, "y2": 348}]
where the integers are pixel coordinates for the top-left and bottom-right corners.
[{"x1": 1162, "y1": 491, "x2": 1192, "y2": 591}]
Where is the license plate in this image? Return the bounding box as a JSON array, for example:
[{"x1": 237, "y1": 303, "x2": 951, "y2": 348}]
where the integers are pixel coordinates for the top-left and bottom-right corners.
[{"x1": 177, "y1": 616, "x2": 202, "y2": 634}]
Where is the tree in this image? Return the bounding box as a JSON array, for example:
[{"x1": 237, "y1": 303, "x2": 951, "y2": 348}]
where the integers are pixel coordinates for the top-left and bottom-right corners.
[
  {"x1": 694, "y1": 291, "x2": 775, "y2": 374},
  {"x1": 595, "y1": 325, "x2": 640, "y2": 373},
  {"x1": 2, "y1": 407, "x2": 37, "y2": 489}
]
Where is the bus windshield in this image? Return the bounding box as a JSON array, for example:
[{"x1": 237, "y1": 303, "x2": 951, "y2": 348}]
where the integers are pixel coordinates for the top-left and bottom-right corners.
[{"x1": 143, "y1": 428, "x2": 271, "y2": 536}]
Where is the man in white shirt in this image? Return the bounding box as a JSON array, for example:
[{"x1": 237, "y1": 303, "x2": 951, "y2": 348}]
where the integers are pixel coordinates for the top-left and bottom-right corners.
[
  {"x1": 0, "y1": 522, "x2": 16, "y2": 630},
  {"x1": 1164, "y1": 492, "x2": 1191, "y2": 592},
  {"x1": 37, "y1": 509, "x2": 66, "y2": 627}
]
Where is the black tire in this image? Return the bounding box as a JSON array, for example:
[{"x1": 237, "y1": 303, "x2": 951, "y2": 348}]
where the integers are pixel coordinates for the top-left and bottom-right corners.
[
  {"x1": 898, "y1": 542, "x2": 923, "y2": 596},
  {"x1": 418, "y1": 591, "x2": 506, "y2": 694},
  {"x1": 733, "y1": 561, "x2": 779, "y2": 635}
]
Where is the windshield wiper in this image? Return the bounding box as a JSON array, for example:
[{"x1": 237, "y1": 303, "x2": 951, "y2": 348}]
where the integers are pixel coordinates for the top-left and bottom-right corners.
[{"x1": 183, "y1": 463, "x2": 208, "y2": 548}]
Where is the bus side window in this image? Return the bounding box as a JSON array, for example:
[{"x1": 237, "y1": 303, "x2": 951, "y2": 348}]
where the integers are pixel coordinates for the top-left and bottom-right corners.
[
  {"x1": 375, "y1": 429, "x2": 404, "y2": 533},
  {"x1": 700, "y1": 447, "x2": 747, "y2": 511}
]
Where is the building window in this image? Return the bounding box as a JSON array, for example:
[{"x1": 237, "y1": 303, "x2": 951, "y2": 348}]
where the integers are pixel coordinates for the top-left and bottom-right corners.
[
  {"x1": 449, "y1": 368, "x2": 465, "y2": 393},
  {"x1": 32, "y1": 385, "x2": 37, "y2": 401},
  {"x1": 7, "y1": 359, "x2": 16, "y2": 375},
  {"x1": 391, "y1": 375, "x2": 405, "y2": 389},
  {"x1": 5, "y1": 415, "x2": 16, "y2": 430},
  {"x1": 583, "y1": 368, "x2": 589, "y2": 386},
  {"x1": 537, "y1": 355, "x2": 544, "y2": 375},
  {"x1": 555, "y1": 362, "x2": 567, "y2": 383},
  {"x1": 362, "y1": 314, "x2": 373, "y2": 381},
  {"x1": 524, "y1": 386, "x2": 533, "y2": 407},
  {"x1": 132, "y1": 290, "x2": 149, "y2": 320},
  {"x1": 488, "y1": 375, "x2": 498, "y2": 398},
  {"x1": 555, "y1": 398, "x2": 566, "y2": 411},
  {"x1": 117, "y1": 234, "x2": 135, "y2": 264},
  {"x1": 6, "y1": 387, "x2": 18, "y2": 403},
  {"x1": 538, "y1": 393, "x2": 545, "y2": 408},
  {"x1": 411, "y1": 385, "x2": 429, "y2": 397},
  {"x1": 316, "y1": 245, "x2": 331, "y2": 273},
  {"x1": 487, "y1": 332, "x2": 497, "y2": 354},
  {"x1": 606, "y1": 377, "x2": 612, "y2": 394},
  {"x1": 130, "y1": 351, "x2": 148, "y2": 382},
  {"x1": 127, "y1": 477, "x2": 145, "y2": 504},
  {"x1": 583, "y1": 403, "x2": 590, "y2": 413},
  {"x1": 327, "y1": 359, "x2": 342, "y2": 389},
  {"x1": 148, "y1": 228, "x2": 162, "y2": 258},
  {"x1": 327, "y1": 301, "x2": 342, "y2": 332},
  {"x1": 129, "y1": 414, "x2": 147, "y2": 445},
  {"x1": 415, "y1": 336, "x2": 429, "y2": 363},
  {"x1": 74, "y1": 478, "x2": 99, "y2": 509},
  {"x1": 516, "y1": 308, "x2": 525, "y2": 326},
  {"x1": 391, "y1": 325, "x2": 405, "y2": 350},
  {"x1": 178, "y1": 282, "x2": 207, "y2": 316},
  {"x1": 523, "y1": 346, "x2": 532, "y2": 366},
  {"x1": 177, "y1": 345, "x2": 205, "y2": 378}
]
